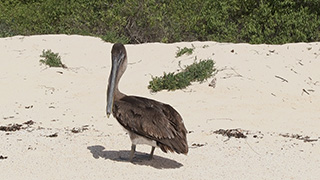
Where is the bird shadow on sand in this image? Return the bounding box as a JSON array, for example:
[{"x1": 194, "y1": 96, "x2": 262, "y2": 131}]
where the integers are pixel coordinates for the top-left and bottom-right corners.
[{"x1": 87, "y1": 145, "x2": 183, "y2": 169}]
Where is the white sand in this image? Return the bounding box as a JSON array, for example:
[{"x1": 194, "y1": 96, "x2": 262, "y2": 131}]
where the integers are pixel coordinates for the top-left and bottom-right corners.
[{"x1": 0, "y1": 35, "x2": 320, "y2": 179}]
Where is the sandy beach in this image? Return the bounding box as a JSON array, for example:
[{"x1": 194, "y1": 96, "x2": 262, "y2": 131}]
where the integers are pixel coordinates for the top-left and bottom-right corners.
[{"x1": 1, "y1": 35, "x2": 320, "y2": 179}]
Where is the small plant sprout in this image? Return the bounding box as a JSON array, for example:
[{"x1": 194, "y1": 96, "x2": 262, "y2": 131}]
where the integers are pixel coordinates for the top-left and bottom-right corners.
[
  {"x1": 175, "y1": 45, "x2": 195, "y2": 58},
  {"x1": 40, "y1": 49, "x2": 67, "y2": 68}
]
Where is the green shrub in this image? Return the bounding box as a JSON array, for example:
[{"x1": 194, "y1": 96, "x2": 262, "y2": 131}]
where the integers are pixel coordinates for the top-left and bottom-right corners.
[
  {"x1": 0, "y1": 0, "x2": 319, "y2": 44},
  {"x1": 148, "y1": 59, "x2": 215, "y2": 92},
  {"x1": 40, "y1": 49, "x2": 66, "y2": 68},
  {"x1": 100, "y1": 32, "x2": 130, "y2": 44}
]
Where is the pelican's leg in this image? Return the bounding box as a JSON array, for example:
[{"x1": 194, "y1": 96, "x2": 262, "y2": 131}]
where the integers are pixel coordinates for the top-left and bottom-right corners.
[
  {"x1": 129, "y1": 144, "x2": 136, "y2": 162},
  {"x1": 149, "y1": 146, "x2": 155, "y2": 160}
]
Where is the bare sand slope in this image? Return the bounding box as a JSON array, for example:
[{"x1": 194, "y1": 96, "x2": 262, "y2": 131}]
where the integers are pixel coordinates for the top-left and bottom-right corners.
[{"x1": 0, "y1": 35, "x2": 319, "y2": 179}]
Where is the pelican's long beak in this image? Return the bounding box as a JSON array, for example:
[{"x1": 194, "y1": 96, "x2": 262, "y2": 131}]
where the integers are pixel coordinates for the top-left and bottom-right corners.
[{"x1": 106, "y1": 54, "x2": 120, "y2": 118}]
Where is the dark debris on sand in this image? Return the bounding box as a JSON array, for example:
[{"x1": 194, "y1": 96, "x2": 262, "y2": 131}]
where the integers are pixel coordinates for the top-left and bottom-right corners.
[
  {"x1": 0, "y1": 123, "x2": 23, "y2": 132},
  {"x1": 0, "y1": 155, "x2": 8, "y2": 160},
  {"x1": 279, "y1": 133, "x2": 318, "y2": 142},
  {"x1": 0, "y1": 120, "x2": 35, "y2": 132},
  {"x1": 191, "y1": 143, "x2": 207, "y2": 148},
  {"x1": 71, "y1": 125, "x2": 89, "y2": 133},
  {"x1": 213, "y1": 128, "x2": 247, "y2": 139},
  {"x1": 46, "y1": 133, "x2": 58, "y2": 138},
  {"x1": 23, "y1": 120, "x2": 35, "y2": 125}
]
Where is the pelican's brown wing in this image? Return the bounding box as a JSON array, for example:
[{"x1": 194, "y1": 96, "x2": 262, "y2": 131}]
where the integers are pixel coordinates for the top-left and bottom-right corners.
[{"x1": 112, "y1": 96, "x2": 188, "y2": 154}]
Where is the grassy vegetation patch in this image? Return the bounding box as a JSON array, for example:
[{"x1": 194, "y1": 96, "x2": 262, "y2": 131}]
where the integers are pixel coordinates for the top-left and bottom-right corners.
[
  {"x1": 0, "y1": 1, "x2": 319, "y2": 44},
  {"x1": 148, "y1": 59, "x2": 215, "y2": 92},
  {"x1": 175, "y1": 46, "x2": 195, "y2": 57},
  {"x1": 40, "y1": 50, "x2": 67, "y2": 68}
]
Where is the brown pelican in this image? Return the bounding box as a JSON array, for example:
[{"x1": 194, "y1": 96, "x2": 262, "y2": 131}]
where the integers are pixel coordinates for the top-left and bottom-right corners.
[{"x1": 106, "y1": 43, "x2": 188, "y2": 162}]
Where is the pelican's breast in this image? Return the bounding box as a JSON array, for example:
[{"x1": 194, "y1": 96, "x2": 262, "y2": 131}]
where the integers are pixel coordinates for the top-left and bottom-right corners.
[{"x1": 126, "y1": 129, "x2": 157, "y2": 146}]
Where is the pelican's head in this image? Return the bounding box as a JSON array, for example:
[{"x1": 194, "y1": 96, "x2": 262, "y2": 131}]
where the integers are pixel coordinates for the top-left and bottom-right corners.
[{"x1": 106, "y1": 43, "x2": 127, "y2": 118}]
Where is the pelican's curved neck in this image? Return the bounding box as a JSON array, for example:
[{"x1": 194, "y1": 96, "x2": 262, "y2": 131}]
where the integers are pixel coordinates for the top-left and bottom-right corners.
[
  {"x1": 113, "y1": 61, "x2": 127, "y2": 100},
  {"x1": 107, "y1": 43, "x2": 128, "y2": 116},
  {"x1": 113, "y1": 85, "x2": 125, "y2": 100}
]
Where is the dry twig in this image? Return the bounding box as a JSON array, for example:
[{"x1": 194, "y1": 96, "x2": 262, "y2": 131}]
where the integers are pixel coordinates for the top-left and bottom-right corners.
[{"x1": 275, "y1": 75, "x2": 288, "y2": 83}]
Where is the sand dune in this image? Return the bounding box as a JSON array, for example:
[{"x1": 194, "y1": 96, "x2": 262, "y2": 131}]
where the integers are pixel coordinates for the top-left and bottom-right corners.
[{"x1": 0, "y1": 35, "x2": 319, "y2": 179}]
